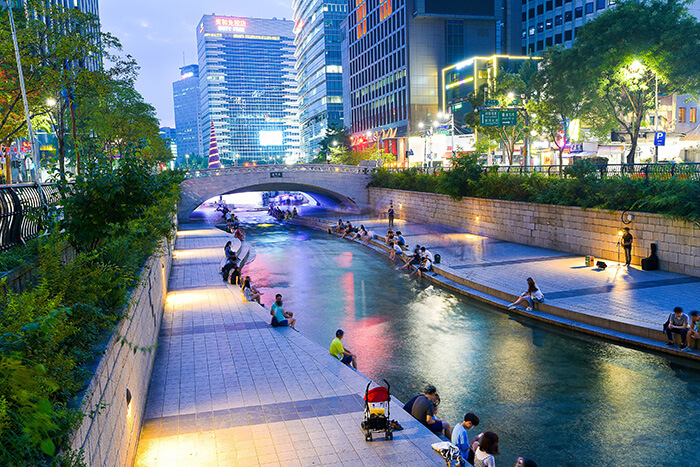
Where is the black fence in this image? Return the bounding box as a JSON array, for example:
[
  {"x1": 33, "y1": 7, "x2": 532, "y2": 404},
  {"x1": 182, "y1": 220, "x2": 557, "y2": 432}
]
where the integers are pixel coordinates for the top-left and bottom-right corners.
[
  {"x1": 387, "y1": 163, "x2": 700, "y2": 180},
  {"x1": 0, "y1": 183, "x2": 64, "y2": 252}
]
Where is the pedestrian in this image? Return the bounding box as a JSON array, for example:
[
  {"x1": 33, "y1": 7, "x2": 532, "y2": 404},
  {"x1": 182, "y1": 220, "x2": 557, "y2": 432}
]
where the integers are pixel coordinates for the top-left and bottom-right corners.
[
  {"x1": 508, "y1": 277, "x2": 545, "y2": 311},
  {"x1": 452, "y1": 412, "x2": 480, "y2": 466},
  {"x1": 270, "y1": 294, "x2": 296, "y2": 329},
  {"x1": 664, "y1": 306, "x2": 690, "y2": 350},
  {"x1": 388, "y1": 202, "x2": 395, "y2": 227},
  {"x1": 621, "y1": 227, "x2": 633, "y2": 267},
  {"x1": 329, "y1": 329, "x2": 357, "y2": 369},
  {"x1": 687, "y1": 311, "x2": 700, "y2": 349},
  {"x1": 473, "y1": 431, "x2": 499, "y2": 467}
]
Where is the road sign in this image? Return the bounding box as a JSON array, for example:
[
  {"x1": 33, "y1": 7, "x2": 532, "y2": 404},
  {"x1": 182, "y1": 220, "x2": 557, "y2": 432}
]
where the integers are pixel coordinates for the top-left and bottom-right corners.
[
  {"x1": 484, "y1": 99, "x2": 500, "y2": 106},
  {"x1": 500, "y1": 110, "x2": 518, "y2": 126},
  {"x1": 408, "y1": 149, "x2": 414, "y2": 155},
  {"x1": 270, "y1": 172, "x2": 283, "y2": 178},
  {"x1": 479, "y1": 110, "x2": 501, "y2": 127},
  {"x1": 654, "y1": 131, "x2": 666, "y2": 146}
]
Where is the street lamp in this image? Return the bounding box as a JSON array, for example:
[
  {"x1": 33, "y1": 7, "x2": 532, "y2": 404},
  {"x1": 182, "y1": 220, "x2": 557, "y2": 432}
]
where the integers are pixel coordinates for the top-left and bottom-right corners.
[
  {"x1": 418, "y1": 122, "x2": 424, "y2": 129},
  {"x1": 332, "y1": 140, "x2": 338, "y2": 147},
  {"x1": 46, "y1": 98, "x2": 57, "y2": 107}
]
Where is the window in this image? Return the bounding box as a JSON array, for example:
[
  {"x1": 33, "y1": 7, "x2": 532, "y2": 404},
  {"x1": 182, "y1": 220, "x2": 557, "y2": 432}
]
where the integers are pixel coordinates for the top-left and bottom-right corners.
[
  {"x1": 536, "y1": 40, "x2": 543, "y2": 50},
  {"x1": 565, "y1": 29, "x2": 572, "y2": 41},
  {"x1": 522, "y1": 11, "x2": 527, "y2": 21},
  {"x1": 537, "y1": 22, "x2": 544, "y2": 32},
  {"x1": 522, "y1": 29, "x2": 527, "y2": 39},
  {"x1": 574, "y1": 6, "x2": 583, "y2": 17},
  {"x1": 556, "y1": 0, "x2": 563, "y2": 6},
  {"x1": 585, "y1": 2, "x2": 594, "y2": 13},
  {"x1": 691, "y1": 107, "x2": 697, "y2": 123},
  {"x1": 678, "y1": 107, "x2": 686, "y2": 123},
  {"x1": 528, "y1": 43, "x2": 535, "y2": 53},
  {"x1": 555, "y1": 33, "x2": 562, "y2": 43},
  {"x1": 546, "y1": 19, "x2": 553, "y2": 29},
  {"x1": 546, "y1": 36, "x2": 553, "y2": 46},
  {"x1": 379, "y1": 0, "x2": 392, "y2": 21},
  {"x1": 529, "y1": 7, "x2": 535, "y2": 18},
  {"x1": 546, "y1": 0, "x2": 553, "y2": 10},
  {"x1": 555, "y1": 14, "x2": 563, "y2": 25},
  {"x1": 565, "y1": 11, "x2": 572, "y2": 21},
  {"x1": 596, "y1": 0, "x2": 606, "y2": 8},
  {"x1": 537, "y1": 4, "x2": 544, "y2": 14},
  {"x1": 529, "y1": 26, "x2": 535, "y2": 36},
  {"x1": 445, "y1": 20, "x2": 464, "y2": 64}
]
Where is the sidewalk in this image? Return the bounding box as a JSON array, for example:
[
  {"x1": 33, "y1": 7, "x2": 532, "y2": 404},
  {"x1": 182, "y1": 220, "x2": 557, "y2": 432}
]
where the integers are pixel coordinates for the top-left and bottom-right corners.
[
  {"x1": 292, "y1": 215, "x2": 700, "y2": 360},
  {"x1": 134, "y1": 224, "x2": 445, "y2": 466}
]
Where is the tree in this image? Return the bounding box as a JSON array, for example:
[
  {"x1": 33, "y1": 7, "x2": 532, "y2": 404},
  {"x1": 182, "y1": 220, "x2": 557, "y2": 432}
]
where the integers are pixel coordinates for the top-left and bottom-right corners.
[
  {"x1": 465, "y1": 64, "x2": 537, "y2": 165},
  {"x1": 529, "y1": 47, "x2": 588, "y2": 166},
  {"x1": 316, "y1": 124, "x2": 351, "y2": 160},
  {"x1": 571, "y1": 0, "x2": 700, "y2": 163}
]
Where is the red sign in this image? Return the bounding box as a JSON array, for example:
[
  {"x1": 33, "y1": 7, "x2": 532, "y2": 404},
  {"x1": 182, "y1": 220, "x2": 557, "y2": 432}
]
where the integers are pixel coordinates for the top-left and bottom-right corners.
[{"x1": 215, "y1": 18, "x2": 247, "y2": 28}]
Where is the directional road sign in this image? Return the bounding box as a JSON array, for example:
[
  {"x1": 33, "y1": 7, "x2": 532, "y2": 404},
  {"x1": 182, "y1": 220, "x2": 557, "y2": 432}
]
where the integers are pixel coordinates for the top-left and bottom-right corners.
[
  {"x1": 484, "y1": 99, "x2": 500, "y2": 106},
  {"x1": 479, "y1": 111, "x2": 501, "y2": 127},
  {"x1": 500, "y1": 110, "x2": 518, "y2": 126}
]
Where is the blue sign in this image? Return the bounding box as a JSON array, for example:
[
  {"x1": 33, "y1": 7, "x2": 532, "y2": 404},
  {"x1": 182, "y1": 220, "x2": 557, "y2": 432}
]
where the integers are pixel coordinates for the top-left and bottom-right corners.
[
  {"x1": 408, "y1": 149, "x2": 414, "y2": 155},
  {"x1": 654, "y1": 131, "x2": 666, "y2": 146}
]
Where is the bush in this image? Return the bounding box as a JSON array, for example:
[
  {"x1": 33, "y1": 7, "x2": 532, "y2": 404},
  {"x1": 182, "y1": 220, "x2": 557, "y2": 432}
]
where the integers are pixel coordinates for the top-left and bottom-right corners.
[{"x1": 0, "y1": 156, "x2": 183, "y2": 465}]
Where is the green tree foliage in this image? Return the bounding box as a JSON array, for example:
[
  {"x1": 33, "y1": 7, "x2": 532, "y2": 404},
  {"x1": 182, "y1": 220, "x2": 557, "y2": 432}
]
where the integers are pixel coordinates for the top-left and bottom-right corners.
[
  {"x1": 571, "y1": 0, "x2": 700, "y2": 163},
  {"x1": 315, "y1": 124, "x2": 351, "y2": 160},
  {"x1": 465, "y1": 63, "x2": 537, "y2": 164},
  {"x1": 529, "y1": 47, "x2": 588, "y2": 166}
]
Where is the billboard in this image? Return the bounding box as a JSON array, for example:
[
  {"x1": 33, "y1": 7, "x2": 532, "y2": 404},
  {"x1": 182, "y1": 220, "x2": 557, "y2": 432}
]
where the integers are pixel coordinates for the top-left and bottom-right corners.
[{"x1": 259, "y1": 130, "x2": 284, "y2": 146}]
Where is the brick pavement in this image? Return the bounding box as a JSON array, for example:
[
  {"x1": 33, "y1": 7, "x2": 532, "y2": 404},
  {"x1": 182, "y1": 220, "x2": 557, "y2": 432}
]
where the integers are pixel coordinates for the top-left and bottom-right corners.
[{"x1": 134, "y1": 224, "x2": 445, "y2": 467}]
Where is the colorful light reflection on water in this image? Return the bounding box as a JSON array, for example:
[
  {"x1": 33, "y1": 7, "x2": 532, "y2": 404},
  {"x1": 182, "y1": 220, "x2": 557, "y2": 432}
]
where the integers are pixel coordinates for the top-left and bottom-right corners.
[{"x1": 241, "y1": 218, "x2": 700, "y2": 466}]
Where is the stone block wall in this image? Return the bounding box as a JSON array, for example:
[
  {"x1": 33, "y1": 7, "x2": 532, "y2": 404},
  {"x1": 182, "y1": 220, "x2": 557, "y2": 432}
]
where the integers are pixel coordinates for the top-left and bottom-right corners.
[
  {"x1": 69, "y1": 240, "x2": 172, "y2": 466},
  {"x1": 369, "y1": 187, "x2": 700, "y2": 277}
]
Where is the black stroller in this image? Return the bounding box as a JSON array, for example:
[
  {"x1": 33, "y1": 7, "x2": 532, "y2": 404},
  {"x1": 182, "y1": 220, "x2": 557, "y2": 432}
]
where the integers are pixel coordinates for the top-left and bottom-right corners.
[{"x1": 360, "y1": 380, "x2": 393, "y2": 441}]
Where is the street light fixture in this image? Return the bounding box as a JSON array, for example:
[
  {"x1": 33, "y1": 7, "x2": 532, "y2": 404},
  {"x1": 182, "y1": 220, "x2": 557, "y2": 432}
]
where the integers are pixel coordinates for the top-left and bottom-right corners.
[
  {"x1": 46, "y1": 98, "x2": 57, "y2": 107},
  {"x1": 418, "y1": 122, "x2": 424, "y2": 129}
]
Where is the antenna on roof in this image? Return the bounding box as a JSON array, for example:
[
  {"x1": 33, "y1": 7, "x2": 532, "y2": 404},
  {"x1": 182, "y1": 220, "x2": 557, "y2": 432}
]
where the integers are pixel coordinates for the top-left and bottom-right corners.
[{"x1": 182, "y1": 51, "x2": 185, "y2": 67}]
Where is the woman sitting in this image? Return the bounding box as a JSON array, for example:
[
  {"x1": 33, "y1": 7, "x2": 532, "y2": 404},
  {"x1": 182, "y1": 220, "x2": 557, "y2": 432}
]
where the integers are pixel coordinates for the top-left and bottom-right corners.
[
  {"x1": 224, "y1": 241, "x2": 238, "y2": 263},
  {"x1": 242, "y1": 276, "x2": 263, "y2": 304},
  {"x1": 508, "y1": 277, "x2": 545, "y2": 311}
]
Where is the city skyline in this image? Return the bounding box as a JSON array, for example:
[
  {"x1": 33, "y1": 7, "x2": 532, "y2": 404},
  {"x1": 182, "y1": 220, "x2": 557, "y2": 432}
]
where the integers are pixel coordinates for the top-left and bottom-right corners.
[{"x1": 100, "y1": 0, "x2": 293, "y2": 128}]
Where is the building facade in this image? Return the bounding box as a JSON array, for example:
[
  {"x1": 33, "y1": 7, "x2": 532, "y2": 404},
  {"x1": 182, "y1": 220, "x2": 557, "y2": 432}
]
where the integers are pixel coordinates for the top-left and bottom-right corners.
[
  {"x1": 293, "y1": 0, "x2": 347, "y2": 160},
  {"x1": 196, "y1": 15, "x2": 299, "y2": 165},
  {"x1": 520, "y1": 0, "x2": 614, "y2": 55},
  {"x1": 159, "y1": 126, "x2": 178, "y2": 160},
  {"x1": 172, "y1": 64, "x2": 201, "y2": 162},
  {"x1": 342, "y1": 0, "x2": 497, "y2": 162}
]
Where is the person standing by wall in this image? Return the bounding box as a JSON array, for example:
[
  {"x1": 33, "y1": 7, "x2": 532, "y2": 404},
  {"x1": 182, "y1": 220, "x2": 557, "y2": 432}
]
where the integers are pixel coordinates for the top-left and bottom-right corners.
[
  {"x1": 388, "y1": 202, "x2": 395, "y2": 227},
  {"x1": 621, "y1": 227, "x2": 633, "y2": 267}
]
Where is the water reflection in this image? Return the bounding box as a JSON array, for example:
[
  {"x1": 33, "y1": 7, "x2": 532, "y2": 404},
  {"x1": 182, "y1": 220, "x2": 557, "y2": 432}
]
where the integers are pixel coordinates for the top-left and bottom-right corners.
[{"x1": 240, "y1": 218, "x2": 700, "y2": 466}]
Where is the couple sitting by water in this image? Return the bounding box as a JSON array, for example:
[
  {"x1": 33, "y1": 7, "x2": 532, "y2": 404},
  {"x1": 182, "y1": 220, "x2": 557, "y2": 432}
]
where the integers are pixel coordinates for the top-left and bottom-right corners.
[
  {"x1": 386, "y1": 229, "x2": 406, "y2": 248},
  {"x1": 397, "y1": 245, "x2": 434, "y2": 278},
  {"x1": 269, "y1": 293, "x2": 297, "y2": 330}
]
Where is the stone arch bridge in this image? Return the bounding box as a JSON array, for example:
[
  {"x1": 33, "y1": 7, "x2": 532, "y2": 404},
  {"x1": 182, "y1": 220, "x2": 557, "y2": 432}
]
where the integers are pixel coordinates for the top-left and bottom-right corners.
[{"x1": 179, "y1": 164, "x2": 375, "y2": 222}]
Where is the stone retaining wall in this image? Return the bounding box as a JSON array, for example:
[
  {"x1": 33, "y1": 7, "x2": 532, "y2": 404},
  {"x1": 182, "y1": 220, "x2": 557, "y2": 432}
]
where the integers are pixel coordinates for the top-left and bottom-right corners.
[
  {"x1": 68, "y1": 239, "x2": 172, "y2": 466},
  {"x1": 369, "y1": 187, "x2": 700, "y2": 277}
]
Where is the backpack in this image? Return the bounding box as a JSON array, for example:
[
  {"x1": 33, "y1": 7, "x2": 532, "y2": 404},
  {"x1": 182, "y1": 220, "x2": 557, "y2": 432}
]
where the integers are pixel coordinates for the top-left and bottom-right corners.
[
  {"x1": 434, "y1": 254, "x2": 441, "y2": 264},
  {"x1": 271, "y1": 316, "x2": 279, "y2": 327}
]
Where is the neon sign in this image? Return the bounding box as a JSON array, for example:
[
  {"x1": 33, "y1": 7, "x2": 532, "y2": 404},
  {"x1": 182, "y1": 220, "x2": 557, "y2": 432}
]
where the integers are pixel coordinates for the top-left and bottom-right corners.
[{"x1": 215, "y1": 18, "x2": 247, "y2": 28}]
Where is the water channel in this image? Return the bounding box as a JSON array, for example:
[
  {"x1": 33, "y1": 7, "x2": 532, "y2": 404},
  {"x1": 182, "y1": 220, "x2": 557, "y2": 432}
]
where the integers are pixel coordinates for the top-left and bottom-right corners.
[{"x1": 229, "y1": 209, "x2": 700, "y2": 466}]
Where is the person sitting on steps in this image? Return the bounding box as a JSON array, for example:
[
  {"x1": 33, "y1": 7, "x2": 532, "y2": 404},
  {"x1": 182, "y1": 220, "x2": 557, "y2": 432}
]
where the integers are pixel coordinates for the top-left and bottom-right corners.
[
  {"x1": 665, "y1": 306, "x2": 690, "y2": 350},
  {"x1": 399, "y1": 245, "x2": 422, "y2": 271},
  {"x1": 270, "y1": 293, "x2": 296, "y2": 330},
  {"x1": 687, "y1": 311, "x2": 700, "y2": 350},
  {"x1": 242, "y1": 276, "x2": 263, "y2": 305},
  {"x1": 508, "y1": 277, "x2": 544, "y2": 311}
]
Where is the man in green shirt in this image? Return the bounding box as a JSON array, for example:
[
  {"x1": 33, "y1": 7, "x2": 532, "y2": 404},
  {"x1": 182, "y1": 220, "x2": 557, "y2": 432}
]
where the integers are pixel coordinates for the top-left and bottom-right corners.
[{"x1": 329, "y1": 329, "x2": 357, "y2": 369}]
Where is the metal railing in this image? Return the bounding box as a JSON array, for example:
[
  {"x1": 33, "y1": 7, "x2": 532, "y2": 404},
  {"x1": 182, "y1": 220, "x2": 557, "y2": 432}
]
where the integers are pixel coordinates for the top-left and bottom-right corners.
[
  {"x1": 385, "y1": 163, "x2": 700, "y2": 180},
  {"x1": 0, "y1": 183, "x2": 64, "y2": 251},
  {"x1": 183, "y1": 164, "x2": 378, "y2": 179}
]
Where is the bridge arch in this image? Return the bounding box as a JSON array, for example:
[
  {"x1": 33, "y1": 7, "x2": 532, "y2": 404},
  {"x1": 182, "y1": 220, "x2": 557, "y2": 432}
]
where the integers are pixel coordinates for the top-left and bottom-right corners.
[{"x1": 179, "y1": 164, "x2": 373, "y2": 222}]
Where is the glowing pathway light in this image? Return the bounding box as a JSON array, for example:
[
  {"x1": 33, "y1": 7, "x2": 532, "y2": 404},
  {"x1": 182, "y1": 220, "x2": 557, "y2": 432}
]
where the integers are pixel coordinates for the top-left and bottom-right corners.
[{"x1": 207, "y1": 120, "x2": 223, "y2": 169}]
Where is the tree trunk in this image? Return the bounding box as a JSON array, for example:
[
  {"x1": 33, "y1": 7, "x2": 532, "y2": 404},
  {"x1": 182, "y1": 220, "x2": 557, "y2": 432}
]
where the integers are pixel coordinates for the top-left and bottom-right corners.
[{"x1": 57, "y1": 108, "x2": 66, "y2": 181}]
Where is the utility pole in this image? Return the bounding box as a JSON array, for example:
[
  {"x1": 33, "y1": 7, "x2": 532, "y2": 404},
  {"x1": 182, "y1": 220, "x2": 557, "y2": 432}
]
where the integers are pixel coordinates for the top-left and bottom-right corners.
[
  {"x1": 6, "y1": 1, "x2": 43, "y2": 194},
  {"x1": 654, "y1": 73, "x2": 659, "y2": 164}
]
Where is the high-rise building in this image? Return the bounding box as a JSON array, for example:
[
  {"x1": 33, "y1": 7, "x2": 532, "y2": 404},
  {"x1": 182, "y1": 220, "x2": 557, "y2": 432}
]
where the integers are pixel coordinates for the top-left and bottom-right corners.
[
  {"x1": 520, "y1": 0, "x2": 613, "y2": 55},
  {"x1": 196, "y1": 15, "x2": 299, "y2": 165},
  {"x1": 172, "y1": 64, "x2": 201, "y2": 162},
  {"x1": 292, "y1": 0, "x2": 347, "y2": 160},
  {"x1": 159, "y1": 126, "x2": 178, "y2": 160},
  {"x1": 342, "y1": 0, "x2": 497, "y2": 162}
]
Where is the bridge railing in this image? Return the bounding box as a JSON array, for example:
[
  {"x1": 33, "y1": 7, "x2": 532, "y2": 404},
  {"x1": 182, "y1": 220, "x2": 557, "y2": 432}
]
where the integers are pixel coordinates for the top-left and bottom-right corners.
[
  {"x1": 0, "y1": 183, "x2": 64, "y2": 252},
  {"x1": 183, "y1": 164, "x2": 377, "y2": 179}
]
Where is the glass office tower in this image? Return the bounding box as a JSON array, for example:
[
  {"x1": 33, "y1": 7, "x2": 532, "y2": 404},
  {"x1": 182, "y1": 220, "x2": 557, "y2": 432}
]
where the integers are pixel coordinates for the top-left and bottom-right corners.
[
  {"x1": 172, "y1": 64, "x2": 202, "y2": 163},
  {"x1": 197, "y1": 15, "x2": 299, "y2": 164},
  {"x1": 293, "y1": 0, "x2": 347, "y2": 160}
]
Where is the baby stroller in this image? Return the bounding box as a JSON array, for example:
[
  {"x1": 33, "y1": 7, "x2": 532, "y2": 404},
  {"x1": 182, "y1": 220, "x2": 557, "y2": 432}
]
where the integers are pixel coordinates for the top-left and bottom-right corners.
[{"x1": 361, "y1": 380, "x2": 393, "y2": 441}]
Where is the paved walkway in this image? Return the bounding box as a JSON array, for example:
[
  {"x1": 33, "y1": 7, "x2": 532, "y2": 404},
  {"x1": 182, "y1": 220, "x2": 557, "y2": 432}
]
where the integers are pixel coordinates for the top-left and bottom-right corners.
[
  {"x1": 300, "y1": 212, "x2": 700, "y2": 355},
  {"x1": 135, "y1": 224, "x2": 445, "y2": 466}
]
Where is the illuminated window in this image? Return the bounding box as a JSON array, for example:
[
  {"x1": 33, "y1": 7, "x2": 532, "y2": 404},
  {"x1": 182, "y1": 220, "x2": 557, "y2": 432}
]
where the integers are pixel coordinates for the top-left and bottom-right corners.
[
  {"x1": 691, "y1": 107, "x2": 697, "y2": 123},
  {"x1": 380, "y1": 0, "x2": 392, "y2": 21},
  {"x1": 679, "y1": 107, "x2": 686, "y2": 123}
]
